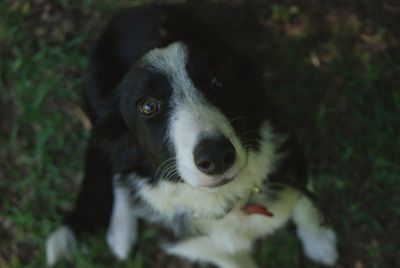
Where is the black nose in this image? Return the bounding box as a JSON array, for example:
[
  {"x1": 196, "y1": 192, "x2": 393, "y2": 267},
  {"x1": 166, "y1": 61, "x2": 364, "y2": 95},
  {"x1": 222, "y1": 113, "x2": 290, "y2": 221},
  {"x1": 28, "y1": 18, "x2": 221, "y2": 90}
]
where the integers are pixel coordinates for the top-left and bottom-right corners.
[{"x1": 193, "y1": 136, "x2": 236, "y2": 175}]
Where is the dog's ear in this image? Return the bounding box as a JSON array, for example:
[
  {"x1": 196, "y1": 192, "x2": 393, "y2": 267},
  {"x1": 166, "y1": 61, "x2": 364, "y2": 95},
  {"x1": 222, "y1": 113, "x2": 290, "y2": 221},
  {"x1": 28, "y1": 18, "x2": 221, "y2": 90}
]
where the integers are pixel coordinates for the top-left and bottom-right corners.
[
  {"x1": 90, "y1": 109, "x2": 131, "y2": 154},
  {"x1": 90, "y1": 108, "x2": 145, "y2": 174}
]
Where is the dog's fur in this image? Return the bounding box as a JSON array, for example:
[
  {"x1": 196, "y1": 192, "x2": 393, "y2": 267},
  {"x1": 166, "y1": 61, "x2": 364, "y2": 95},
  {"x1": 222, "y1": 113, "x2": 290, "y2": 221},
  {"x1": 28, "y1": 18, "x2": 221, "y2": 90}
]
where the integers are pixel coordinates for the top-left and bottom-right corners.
[{"x1": 46, "y1": 5, "x2": 338, "y2": 268}]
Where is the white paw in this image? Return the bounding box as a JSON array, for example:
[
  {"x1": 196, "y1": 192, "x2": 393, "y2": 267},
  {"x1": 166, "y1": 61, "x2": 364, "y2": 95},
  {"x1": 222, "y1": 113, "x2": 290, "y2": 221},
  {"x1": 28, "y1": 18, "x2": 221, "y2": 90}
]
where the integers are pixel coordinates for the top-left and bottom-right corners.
[
  {"x1": 106, "y1": 220, "x2": 137, "y2": 261},
  {"x1": 46, "y1": 226, "x2": 76, "y2": 267},
  {"x1": 299, "y1": 226, "x2": 338, "y2": 266}
]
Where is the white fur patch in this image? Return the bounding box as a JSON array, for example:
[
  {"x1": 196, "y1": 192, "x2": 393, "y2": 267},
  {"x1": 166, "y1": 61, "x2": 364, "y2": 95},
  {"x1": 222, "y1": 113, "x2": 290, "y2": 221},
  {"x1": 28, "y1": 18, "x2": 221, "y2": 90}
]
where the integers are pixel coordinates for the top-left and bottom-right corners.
[
  {"x1": 292, "y1": 197, "x2": 338, "y2": 266},
  {"x1": 106, "y1": 177, "x2": 138, "y2": 260},
  {"x1": 46, "y1": 225, "x2": 76, "y2": 267},
  {"x1": 142, "y1": 42, "x2": 195, "y2": 101},
  {"x1": 193, "y1": 188, "x2": 301, "y2": 252},
  {"x1": 165, "y1": 188, "x2": 301, "y2": 268},
  {"x1": 166, "y1": 237, "x2": 259, "y2": 268}
]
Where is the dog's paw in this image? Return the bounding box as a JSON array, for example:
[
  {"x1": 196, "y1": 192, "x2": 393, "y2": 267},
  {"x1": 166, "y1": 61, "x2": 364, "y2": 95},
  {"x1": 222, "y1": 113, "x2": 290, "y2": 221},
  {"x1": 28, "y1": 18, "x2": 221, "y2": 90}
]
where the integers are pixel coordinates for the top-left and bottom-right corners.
[
  {"x1": 299, "y1": 226, "x2": 338, "y2": 266},
  {"x1": 106, "y1": 220, "x2": 137, "y2": 261},
  {"x1": 106, "y1": 230, "x2": 131, "y2": 261},
  {"x1": 46, "y1": 225, "x2": 76, "y2": 267}
]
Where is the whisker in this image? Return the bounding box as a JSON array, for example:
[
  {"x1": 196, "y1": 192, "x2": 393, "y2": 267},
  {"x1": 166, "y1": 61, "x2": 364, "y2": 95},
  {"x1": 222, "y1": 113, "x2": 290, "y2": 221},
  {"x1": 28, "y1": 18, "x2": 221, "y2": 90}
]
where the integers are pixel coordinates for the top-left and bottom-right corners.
[
  {"x1": 168, "y1": 171, "x2": 181, "y2": 183},
  {"x1": 240, "y1": 137, "x2": 261, "y2": 152},
  {"x1": 155, "y1": 158, "x2": 176, "y2": 178},
  {"x1": 161, "y1": 164, "x2": 176, "y2": 180},
  {"x1": 238, "y1": 130, "x2": 260, "y2": 137},
  {"x1": 161, "y1": 162, "x2": 182, "y2": 183},
  {"x1": 228, "y1": 116, "x2": 247, "y2": 125},
  {"x1": 166, "y1": 170, "x2": 178, "y2": 181}
]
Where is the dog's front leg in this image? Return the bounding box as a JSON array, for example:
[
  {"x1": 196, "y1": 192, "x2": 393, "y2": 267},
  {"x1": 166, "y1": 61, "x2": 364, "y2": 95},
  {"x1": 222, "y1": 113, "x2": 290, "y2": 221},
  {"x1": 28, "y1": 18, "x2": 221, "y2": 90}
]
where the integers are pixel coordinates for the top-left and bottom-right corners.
[
  {"x1": 292, "y1": 196, "x2": 338, "y2": 266},
  {"x1": 106, "y1": 175, "x2": 138, "y2": 261},
  {"x1": 166, "y1": 236, "x2": 258, "y2": 268},
  {"x1": 46, "y1": 143, "x2": 114, "y2": 267}
]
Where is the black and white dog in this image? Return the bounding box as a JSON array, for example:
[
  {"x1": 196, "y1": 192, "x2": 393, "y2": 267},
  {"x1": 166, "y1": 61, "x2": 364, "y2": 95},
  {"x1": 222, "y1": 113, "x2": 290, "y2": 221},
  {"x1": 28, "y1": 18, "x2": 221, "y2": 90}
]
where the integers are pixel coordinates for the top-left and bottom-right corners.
[{"x1": 46, "y1": 5, "x2": 337, "y2": 268}]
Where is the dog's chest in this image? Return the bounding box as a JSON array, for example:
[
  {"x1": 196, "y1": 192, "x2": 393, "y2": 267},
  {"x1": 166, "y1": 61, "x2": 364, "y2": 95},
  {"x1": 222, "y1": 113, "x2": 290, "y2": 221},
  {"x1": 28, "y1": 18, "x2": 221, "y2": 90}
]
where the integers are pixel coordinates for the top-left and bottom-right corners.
[
  {"x1": 193, "y1": 206, "x2": 268, "y2": 246},
  {"x1": 189, "y1": 189, "x2": 300, "y2": 250}
]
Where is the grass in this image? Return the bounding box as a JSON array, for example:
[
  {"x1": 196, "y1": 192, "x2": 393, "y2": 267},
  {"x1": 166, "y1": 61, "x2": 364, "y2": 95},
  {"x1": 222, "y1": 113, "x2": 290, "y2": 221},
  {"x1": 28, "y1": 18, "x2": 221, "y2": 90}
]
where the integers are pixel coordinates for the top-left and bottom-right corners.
[{"x1": 1, "y1": 0, "x2": 399, "y2": 267}]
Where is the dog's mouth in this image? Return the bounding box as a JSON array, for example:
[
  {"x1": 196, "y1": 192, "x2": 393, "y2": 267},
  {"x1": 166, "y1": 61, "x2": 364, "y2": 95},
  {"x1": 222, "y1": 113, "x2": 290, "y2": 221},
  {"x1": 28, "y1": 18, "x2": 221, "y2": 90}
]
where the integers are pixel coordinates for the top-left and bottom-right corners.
[
  {"x1": 199, "y1": 160, "x2": 247, "y2": 188},
  {"x1": 207, "y1": 177, "x2": 234, "y2": 188}
]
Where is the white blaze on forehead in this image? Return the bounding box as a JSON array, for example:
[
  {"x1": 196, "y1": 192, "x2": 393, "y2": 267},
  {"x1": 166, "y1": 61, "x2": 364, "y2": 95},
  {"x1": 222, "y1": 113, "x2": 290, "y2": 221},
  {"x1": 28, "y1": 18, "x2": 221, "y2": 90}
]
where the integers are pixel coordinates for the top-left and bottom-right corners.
[{"x1": 142, "y1": 42, "x2": 199, "y2": 101}]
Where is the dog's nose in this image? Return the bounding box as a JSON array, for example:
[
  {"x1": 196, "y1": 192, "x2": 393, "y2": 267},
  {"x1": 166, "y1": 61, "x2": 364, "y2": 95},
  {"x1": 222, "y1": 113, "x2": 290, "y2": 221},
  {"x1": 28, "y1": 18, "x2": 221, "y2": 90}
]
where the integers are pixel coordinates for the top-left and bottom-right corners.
[{"x1": 193, "y1": 136, "x2": 236, "y2": 175}]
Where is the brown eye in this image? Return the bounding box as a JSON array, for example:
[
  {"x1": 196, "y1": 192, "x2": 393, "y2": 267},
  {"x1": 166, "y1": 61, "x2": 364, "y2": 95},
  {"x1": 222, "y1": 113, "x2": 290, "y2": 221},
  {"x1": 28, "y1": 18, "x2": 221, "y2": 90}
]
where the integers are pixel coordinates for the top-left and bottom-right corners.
[
  {"x1": 138, "y1": 97, "x2": 161, "y2": 116},
  {"x1": 211, "y1": 76, "x2": 224, "y2": 89},
  {"x1": 210, "y1": 66, "x2": 231, "y2": 90}
]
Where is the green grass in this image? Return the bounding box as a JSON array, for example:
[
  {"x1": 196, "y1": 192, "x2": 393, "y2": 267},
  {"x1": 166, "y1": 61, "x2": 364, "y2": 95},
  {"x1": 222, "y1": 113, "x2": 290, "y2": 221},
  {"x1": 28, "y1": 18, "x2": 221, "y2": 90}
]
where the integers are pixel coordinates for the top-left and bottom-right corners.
[{"x1": 1, "y1": 1, "x2": 399, "y2": 267}]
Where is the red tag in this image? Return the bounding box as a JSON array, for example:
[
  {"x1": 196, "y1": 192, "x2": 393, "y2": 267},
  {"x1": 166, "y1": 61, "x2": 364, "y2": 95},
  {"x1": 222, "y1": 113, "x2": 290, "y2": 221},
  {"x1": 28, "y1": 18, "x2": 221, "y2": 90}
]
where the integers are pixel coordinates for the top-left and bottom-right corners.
[{"x1": 243, "y1": 204, "x2": 274, "y2": 217}]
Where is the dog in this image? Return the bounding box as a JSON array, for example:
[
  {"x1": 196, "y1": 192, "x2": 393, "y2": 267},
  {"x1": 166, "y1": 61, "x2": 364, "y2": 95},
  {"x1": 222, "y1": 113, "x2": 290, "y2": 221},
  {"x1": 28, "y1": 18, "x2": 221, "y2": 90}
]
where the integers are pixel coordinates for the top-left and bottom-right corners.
[{"x1": 46, "y1": 5, "x2": 338, "y2": 268}]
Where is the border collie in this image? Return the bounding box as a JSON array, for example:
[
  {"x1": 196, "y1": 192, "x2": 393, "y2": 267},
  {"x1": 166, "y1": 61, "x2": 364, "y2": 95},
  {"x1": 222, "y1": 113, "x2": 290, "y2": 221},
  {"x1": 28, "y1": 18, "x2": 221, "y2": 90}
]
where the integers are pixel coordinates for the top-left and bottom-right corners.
[{"x1": 46, "y1": 5, "x2": 338, "y2": 268}]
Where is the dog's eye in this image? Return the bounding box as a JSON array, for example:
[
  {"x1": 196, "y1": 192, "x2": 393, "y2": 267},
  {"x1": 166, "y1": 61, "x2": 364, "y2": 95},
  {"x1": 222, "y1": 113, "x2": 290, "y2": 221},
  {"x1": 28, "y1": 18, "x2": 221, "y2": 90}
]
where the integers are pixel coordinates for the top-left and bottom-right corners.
[
  {"x1": 138, "y1": 97, "x2": 161, "y2": 116},
  {"x1": 211, "y1": 76, "x2": 223, "y2": 89},
  {"x1": 210, "y1": 66, "x2": 231, "y2": 90}
]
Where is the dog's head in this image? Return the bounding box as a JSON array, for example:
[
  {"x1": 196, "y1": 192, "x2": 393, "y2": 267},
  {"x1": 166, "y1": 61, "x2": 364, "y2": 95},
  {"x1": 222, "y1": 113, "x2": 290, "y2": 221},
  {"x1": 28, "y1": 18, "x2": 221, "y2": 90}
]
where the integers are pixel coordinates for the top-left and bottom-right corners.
[
  {"x1": 96, "y1": 41, "x2": 283, "y2": 218},
  {"x1": 117, "y1": 42, "x2": 276, "y2": 187}
]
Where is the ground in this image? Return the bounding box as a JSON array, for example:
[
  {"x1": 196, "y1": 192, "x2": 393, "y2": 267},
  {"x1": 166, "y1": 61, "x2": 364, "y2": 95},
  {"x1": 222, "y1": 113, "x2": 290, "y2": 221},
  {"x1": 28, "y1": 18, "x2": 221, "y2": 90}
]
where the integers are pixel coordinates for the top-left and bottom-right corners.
[{"x1": 0, "y1": 0, "x2": 399, "y2": 267}]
